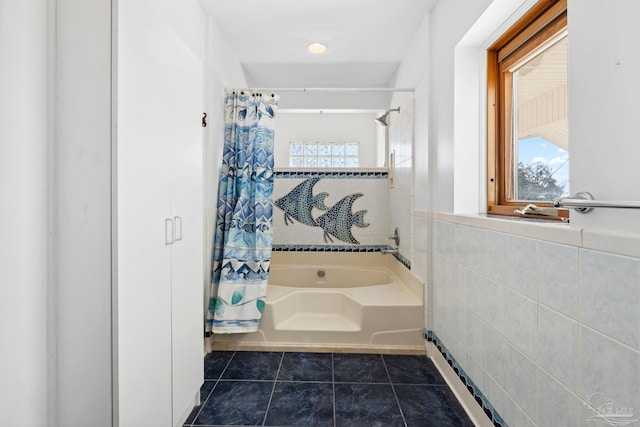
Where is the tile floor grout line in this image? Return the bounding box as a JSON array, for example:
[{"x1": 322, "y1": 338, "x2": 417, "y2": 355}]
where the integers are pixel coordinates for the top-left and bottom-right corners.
[
  {"x1": 189, "y1": 351, "x2": 237, "y2": 426},
  {"x1": 333, "y1": 380, "x2": 391, "y2": 385},
  {"x1": 381, "y1": 354, "x2": 409, "y2": 427},
  {"x1": 187, "y1": 380, "x2": 216, "y2": 427},
  {"x1": 265, "y1": 379, "x2": 393, "y2": 385},
  {"x1": 261, "y1": 351, "x2": 285, "y2": 427},
  {"x1": 331, "y1": 353, "x2": 337, "y2": 427}
]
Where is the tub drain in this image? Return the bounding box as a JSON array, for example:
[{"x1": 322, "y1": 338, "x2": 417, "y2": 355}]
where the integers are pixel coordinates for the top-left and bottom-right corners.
[{"x1": 317, "y1": 269, "x2": 326, "y2": 278}]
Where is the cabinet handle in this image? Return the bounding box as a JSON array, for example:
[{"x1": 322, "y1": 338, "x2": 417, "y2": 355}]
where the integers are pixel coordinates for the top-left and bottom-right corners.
[
  {"x1": 174, "y1": 216, "x2": 183, "y2": 242},
  {"x1": 165, "y1": 218, "x2": 175, "y2": 245}
]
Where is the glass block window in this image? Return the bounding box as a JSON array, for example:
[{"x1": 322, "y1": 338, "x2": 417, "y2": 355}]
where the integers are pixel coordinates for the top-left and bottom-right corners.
[{"x1": 289, "y1": 142, "x2": 359, "y2": 168}]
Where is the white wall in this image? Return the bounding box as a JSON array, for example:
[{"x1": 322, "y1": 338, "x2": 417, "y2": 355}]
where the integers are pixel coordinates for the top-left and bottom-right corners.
[
  {"x1": 262, "y1": 91, "x2": 392, "y2": 111},
  {"x1": 202, "y1": 15, "x2": 247, "y2": 319},
  {"x1": 390, "y1": 12, "x2": 431, "y2": 293},
  {"x1": 1, "y1": 0, "x2": 114, "y2": 424},
  {"x1": 274, "y1": 112, "x2": 383, "y2": 168},
  {"x1": 426, "y1": 0, "x2": 495, "y2": 214},
  {"x1": 54, "y1": 0, "x2": 113, "y2": 425},
  {"x1": 0, "y1": 0, "x2": 49, "y2": 425},
  {"x1": 392, "y1": 12, "x2": 430, "y2": 213},
  {"x1": 203, "y1": 16, "x2": 247, "y2": 212},
  {"x1": 568, "y1": 0, "x2": 640, "y2": 234}
]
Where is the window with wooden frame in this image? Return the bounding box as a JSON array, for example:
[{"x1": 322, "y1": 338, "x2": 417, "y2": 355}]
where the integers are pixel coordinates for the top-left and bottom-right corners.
[{"x1": 487, "y1": 0, "x2": 569, "y2": 220}]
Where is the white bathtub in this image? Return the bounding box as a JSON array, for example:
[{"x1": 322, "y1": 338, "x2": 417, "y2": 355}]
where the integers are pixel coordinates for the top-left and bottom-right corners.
[
  {"x1": 268, "y1": 265, "x2": 393, "y2": 287},
  {"x1": 210, "y1": 252, "x2": 425, "y2": 354}
]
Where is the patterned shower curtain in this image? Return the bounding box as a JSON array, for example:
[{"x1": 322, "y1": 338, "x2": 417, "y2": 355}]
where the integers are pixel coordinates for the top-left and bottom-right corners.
[{"x1": 206, "y1": 90, "x2": 279, "y2": 333}]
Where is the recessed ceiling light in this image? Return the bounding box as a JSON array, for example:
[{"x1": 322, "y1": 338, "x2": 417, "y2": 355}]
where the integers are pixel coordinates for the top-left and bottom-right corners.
[{"x1": 307, "y1": 42, "x2": 327, "y2": 54}]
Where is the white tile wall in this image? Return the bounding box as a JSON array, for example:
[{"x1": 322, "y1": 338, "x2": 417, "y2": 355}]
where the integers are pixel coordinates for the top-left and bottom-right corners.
[
  {"x1": 537, "y1": 306, "x2": 579, "y2": 390},
  {"x1": 483, "y1": 350, "x2": 537, "y2": 427},
  {"x1": 579, "y1": 326, "x2": 640, "y2": 423},
  {"x1": 535, "y1": 369, "x2": 582, "y2": 427},
  {"x1": 412, "y1": 214, "x2": 429, "y2": 282},
  {"x1": 579, "y1": 249, "x2": 640, "y2": 349},
  {"x1": 430, "y1": 217, "x2": 640, "y2": 427},
  {"x1": 414, "y1": 213, "x2": 429, "y2": 327},
  {"x1": 505, "y1": 290, "x2": 537, "y2": 360},
  {"x1": 506, "y1": 236, "x2": 538, "y2": 299},
  {"x1": 538, "y1": 242, "x2": 579, "y2": 320},
  {"x1": 389, "y1": 100, "x2": 414, "y2": 265}
]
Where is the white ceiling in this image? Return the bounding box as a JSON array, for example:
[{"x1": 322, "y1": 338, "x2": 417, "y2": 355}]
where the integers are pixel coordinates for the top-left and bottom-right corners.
[{"x1": 200, "y1": 0, "x2": 437, "y2": 89}]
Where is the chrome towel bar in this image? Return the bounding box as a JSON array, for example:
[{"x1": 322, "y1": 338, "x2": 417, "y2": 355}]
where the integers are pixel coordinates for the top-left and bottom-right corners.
[{"x1": 553, "y1": 191, "x2": 640, "y2": 213}]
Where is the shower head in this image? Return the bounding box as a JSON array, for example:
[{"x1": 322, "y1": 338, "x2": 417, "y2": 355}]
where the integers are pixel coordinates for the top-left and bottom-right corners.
[{"x1": 374, "y1": 107, "x2": 400, "y2": 127}]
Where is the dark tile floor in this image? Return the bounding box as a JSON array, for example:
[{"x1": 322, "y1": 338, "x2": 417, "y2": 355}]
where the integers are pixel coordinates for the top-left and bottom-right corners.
[{"x1": 184, "y1": 351, "x2": 474, "y2": 427}]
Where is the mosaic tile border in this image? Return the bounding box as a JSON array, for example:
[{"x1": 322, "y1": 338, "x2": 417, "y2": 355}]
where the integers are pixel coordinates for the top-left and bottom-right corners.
[
  {"x1": 275, "y1": 170, "x2": 388, "y2": 179},
  {"x1": 393, "y1": 251, "x2": 411, "y2": 270},
  {"x1": 272, "y1": 244, "x2": 411, "y2": 270},
  {"x1": 426, "y1": 330, "x2": 507, "y2": 427},
  {"x1": 272, "y1": 244, "x2": 387, "y2": 252}
]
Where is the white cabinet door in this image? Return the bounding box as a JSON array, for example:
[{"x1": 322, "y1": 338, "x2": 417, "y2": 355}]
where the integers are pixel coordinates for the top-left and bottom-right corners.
[
  {"x1": 116, "y1": 4, "x2": 174, "y2": 424},
  {"x1": 167, "y1": 38, "x2": 204, "y2": 427},
  {"x1": 116, "y1": 1, "x2": 204, "y2": 425}
]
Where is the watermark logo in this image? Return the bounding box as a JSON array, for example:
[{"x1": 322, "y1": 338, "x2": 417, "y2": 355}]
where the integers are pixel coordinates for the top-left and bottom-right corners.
[{"x1": 585, "y1": 393, "x2": 637, "y2": 426}]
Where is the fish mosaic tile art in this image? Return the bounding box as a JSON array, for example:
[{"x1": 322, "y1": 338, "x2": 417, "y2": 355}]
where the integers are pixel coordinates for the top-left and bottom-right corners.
[
  {"x1": 274, "y1": 178, "x2": 369, "y2": 244},
  {"x1": 274, "y1": 177, "x2": 329, "y2": 227},
  {"x1": 315, "y1": 193, "x2": 368, "y2": 244}
]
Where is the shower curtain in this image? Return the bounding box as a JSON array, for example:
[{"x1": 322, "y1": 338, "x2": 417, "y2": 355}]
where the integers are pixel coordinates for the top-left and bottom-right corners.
[{"x1": 206, "y1": 89, "x2": 279, "y2": 333}]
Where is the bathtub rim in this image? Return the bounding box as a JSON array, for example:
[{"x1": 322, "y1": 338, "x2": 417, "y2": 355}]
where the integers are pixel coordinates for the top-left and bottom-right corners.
[
  {"x1": 269, "y1": 252, "x2": 423, "y2": 300},
  {"x1": 268, "y1": 265, "x2": 396, "y2": 288}
]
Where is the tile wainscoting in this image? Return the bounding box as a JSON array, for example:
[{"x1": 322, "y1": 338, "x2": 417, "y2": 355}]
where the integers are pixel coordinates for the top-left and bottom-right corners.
[{"x1": 426, "y1": 212, "x2": 640, "y2": 427}]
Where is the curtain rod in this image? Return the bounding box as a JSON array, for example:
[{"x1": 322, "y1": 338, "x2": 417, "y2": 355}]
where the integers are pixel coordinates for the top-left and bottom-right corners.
[{"x1": 229, "y1": 87, "x2": 415, "y2": 93}]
